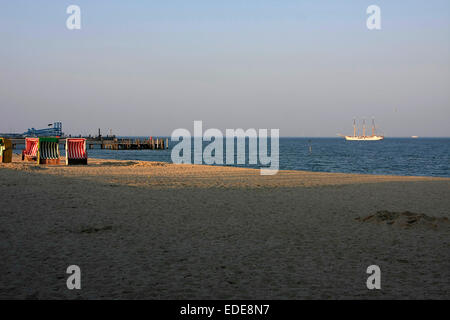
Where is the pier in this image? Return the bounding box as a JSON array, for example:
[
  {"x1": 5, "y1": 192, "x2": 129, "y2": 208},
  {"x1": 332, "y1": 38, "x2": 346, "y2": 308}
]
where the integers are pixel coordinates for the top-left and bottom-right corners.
[
  {"x1": 99, "y1": 138, "x2": 169, "y2": 150},
  {"x1": 8, "y1": 137, "x2": 169, "y2": 151}
]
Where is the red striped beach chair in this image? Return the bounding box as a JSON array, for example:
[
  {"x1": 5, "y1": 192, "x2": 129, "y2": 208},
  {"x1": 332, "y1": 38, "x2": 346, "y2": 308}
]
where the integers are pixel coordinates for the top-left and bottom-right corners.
[
  {"x1": 38, "y1": 137, "x2": 60, "y2": 165},
  {"x1": 0, "y1": 137, "x2": 12, "y2": 163},
  {"x1": 22, "y1": 137, "x2": 39, "y2": 161},
  {"x1": 65, "y1": 138, "x2": 87, "y2": 165}
]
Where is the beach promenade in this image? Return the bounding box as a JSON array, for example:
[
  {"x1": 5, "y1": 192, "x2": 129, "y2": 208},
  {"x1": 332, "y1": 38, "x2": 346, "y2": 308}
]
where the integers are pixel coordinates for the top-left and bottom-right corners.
[{"x1": 1, "y1": 155, "x2": 449, "y2": 299}]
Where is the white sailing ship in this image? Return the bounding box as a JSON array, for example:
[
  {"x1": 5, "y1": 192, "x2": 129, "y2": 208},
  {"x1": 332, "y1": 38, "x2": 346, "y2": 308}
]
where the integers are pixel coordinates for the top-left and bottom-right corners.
[{"x1": 344, "y1": 119, "x2": 384, "y2": 141}]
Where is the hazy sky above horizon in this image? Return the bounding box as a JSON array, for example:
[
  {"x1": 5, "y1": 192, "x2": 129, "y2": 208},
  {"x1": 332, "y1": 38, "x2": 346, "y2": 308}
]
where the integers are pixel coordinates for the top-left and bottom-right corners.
[{"x1": 1, "y1": 0, "x2": 449, "y2": 137}]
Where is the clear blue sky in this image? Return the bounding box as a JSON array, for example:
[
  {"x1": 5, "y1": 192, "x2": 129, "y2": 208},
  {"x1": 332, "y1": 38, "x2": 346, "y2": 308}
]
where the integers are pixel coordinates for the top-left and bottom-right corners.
[{"x1": 1, "y1": 0, "x2": 449, "y2": 136}]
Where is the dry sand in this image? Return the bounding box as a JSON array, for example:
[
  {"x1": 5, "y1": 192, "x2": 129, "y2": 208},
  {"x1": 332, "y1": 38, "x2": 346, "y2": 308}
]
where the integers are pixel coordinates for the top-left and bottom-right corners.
[{"x1": 0, "y1": 154, "x2": 449, "y2": 299}]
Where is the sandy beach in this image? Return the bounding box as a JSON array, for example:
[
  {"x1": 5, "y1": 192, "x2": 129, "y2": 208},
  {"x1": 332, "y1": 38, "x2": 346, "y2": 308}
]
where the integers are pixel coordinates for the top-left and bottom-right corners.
[{"x1": 1, "y1": 154, "x2": 449, "y2": 299}]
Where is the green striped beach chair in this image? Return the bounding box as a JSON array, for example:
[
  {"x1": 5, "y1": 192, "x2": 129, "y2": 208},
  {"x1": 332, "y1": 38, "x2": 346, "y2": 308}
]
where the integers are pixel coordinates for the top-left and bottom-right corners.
[{"x1": 38, "y1": 137, "x2": 60, "y2": 165}]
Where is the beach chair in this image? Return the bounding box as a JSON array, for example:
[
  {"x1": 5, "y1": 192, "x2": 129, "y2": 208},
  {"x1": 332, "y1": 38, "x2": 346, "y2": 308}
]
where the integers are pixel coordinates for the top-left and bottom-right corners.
[
  {"x1": 38, "y1": 137, "x2": 60, "y2": 165},
  {"x1": 0, "y1": 138, "x2": 3, "y2": 162},
  {"x1": 65, "y1": 138, "x2": 88, "y2": 165},
  {"x1": 0, "y1": 138, "x2": 12, "y2": 163},
  {"x1": 22, "y1": 137, "x2": 39, "y2": 162}
]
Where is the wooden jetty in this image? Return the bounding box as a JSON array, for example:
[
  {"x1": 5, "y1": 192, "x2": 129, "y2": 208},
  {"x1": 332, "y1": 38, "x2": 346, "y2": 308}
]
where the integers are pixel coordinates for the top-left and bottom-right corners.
[{"x1": 99, "y1": 138, "x2": 169, "y2": 150}]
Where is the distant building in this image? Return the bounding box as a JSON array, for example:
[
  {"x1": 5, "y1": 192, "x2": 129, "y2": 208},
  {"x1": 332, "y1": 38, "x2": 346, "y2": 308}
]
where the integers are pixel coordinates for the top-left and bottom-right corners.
[{"x1": 24, "y1": 122, "x2": 63, "y2": 137}]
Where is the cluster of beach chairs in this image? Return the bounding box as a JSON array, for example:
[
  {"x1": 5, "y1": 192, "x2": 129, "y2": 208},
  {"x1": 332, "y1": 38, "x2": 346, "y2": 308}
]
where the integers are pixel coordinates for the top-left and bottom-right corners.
[{"x1": 0, "y1": 137, "x2": 88, "y2": 165}]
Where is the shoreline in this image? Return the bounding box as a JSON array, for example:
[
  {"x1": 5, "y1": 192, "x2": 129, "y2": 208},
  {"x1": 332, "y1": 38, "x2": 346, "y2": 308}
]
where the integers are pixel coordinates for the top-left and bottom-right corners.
[
  {"x1": 2, "y1": 154, "x2": 449, "y2": 189},
  {"x1": 7, "y1": 153, "x2": 450, "y2": 179}
]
